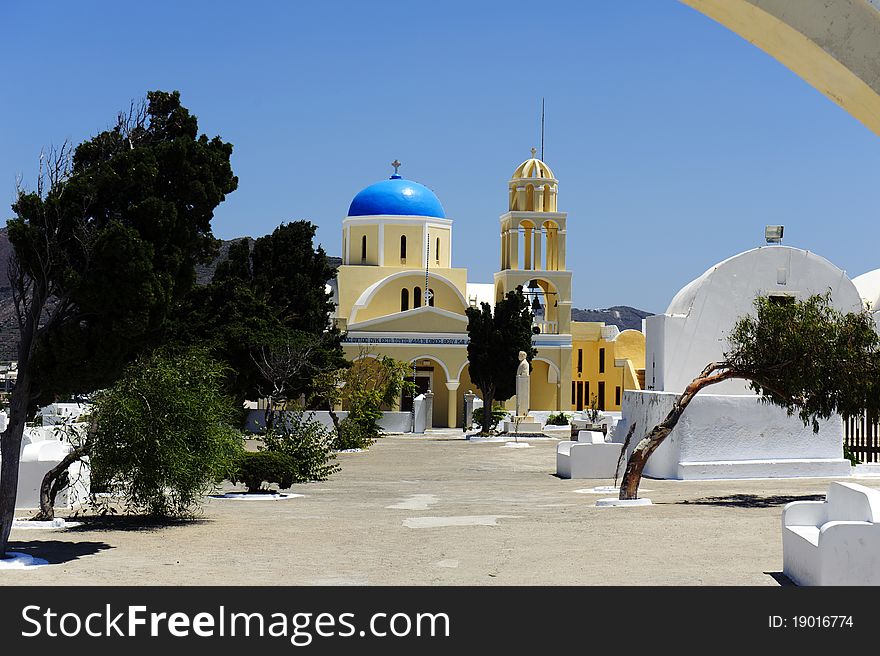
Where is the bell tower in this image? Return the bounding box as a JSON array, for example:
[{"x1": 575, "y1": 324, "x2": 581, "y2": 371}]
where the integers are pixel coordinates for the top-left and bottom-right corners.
[{"x1": 495, "y1": 149, "x2": 572, "y2": 336}]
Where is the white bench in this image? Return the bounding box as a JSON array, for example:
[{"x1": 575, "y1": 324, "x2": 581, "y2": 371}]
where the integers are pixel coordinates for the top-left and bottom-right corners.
[
  {"x1": 782, "y1": 481, "x2": 880, "y2": 586},
  {"x1": 556, "y1": 431, "x2": 624, "y2": 479}
]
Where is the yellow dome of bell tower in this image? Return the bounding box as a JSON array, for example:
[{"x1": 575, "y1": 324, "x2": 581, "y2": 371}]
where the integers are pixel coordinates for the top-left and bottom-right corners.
[{"x1": 509, "y1": 147, "x2": 558, "y2": 212}]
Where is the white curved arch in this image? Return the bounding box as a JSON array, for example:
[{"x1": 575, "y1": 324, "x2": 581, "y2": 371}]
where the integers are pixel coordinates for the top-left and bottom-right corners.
[
  {"x1": 455, "y1": 360, "x2": 470, "y2": 381},
  {"x1": 682, "y1": 0, "x2": 880, "y2": 137},
  {"x1": 407, "y1": 355, "x2": 452, "y2": 382},
  {"x1": 349, "y1": 270, "x2": 468, "y2": 324}
]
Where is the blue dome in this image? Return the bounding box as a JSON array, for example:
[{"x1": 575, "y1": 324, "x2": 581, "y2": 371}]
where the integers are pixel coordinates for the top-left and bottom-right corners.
[{"x1": 348, "y1": 175, "x2": 446, "y2": 218}]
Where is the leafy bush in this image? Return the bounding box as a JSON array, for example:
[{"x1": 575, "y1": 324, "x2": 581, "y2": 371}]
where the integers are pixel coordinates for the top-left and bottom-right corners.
[
  {"x1": 843, "y1": 443, "x2": 860, "y2": 466},
  {"x1": 232, "y1": 451, "x2": 298, "y2": 492},
  {"x1": 90, "y1": 347, "x2": 244, "y2": 516},
  {"x1": 261, "y1": 407, "x2": 339, "y2": 480},
  {"x1": 586, "y1": 394, "x2": 601, "y2": 423},
  {"x1": 545, "y1": 412, "x2": 570, "y2": 426},
  {"x1": 471, "y1": 405, "x2": 508, "y2": 432},
  {"x1": 312, "y1": 350, "x2": 414, "y2": 449},
  {"x1": 335, "y1": 416, "x2": 375, "y2": 450}
]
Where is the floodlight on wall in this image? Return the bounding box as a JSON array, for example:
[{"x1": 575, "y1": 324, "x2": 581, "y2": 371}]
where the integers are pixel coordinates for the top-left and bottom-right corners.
[{"x1": 765, "y1": 225, "x2": 784, "y2": 244}]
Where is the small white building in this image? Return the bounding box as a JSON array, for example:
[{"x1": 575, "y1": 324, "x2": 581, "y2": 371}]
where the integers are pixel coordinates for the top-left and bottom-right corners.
[
  {"x1": 617, "y1": 244, "x2": 859, "y2": 480},
  {"x1": 645, "y1": 245, "x2": 864, "y2": 395}
]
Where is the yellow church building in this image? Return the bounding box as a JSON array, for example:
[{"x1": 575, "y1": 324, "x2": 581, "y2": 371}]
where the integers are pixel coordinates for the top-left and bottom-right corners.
[
  {"x1": 570, "y1": 322, "x2": 645, "y2": 413},
  {"x1": 331, "y1": 154, "x2": 643, "y2": 428}
]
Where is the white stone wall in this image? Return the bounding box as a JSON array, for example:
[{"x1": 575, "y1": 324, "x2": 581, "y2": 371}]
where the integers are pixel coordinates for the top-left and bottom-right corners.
[
  {"x1": 244, "y1": 410, "x2": 413, "y2": 434},
  {"x1": 614, "y1": 390, "x2": 851, "y2": 480}
]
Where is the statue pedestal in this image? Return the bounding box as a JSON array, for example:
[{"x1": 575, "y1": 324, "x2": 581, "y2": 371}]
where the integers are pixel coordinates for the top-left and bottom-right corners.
[
  {"x1": 503, "y1": 415, "x2": 543, "y2": 434},
  {"x1": 515, "y1": 374, "x2": 530, "y2": 417}
]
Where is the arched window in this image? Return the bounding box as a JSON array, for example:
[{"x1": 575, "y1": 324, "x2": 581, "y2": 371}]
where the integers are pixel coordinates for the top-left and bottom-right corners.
[
  {"x1": 400, "y1": 235, "x2": 407, "y2": 261},
  {"x1": 401, "y1": 288, "x2": 409, "y2": 311},
  {"x1": 361, "y1": 235, "x2": 367, "y2": 263},
  {"x1": 414, "y1": 287, "x2": 422, "y2": 308},
  {"x1": 435, "y1": 237, "x2": 440, "y2": 264},
  {"x1": 428, "y1": 288, "x2": 435, "y2": 307}
]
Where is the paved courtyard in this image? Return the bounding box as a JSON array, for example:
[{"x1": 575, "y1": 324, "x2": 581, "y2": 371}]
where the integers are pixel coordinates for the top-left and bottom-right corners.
[{"x1": 4, "y1": 431, "x2": 875, "y2": 586}]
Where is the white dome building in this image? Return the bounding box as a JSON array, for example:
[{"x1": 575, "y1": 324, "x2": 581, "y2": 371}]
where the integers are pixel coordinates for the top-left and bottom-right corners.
[
  {"x1": 616, "y1": 243, "x2": 860, "y2": 481},
  {"x1": 647, "y1": 245, "x2": 863, "y2": 395}
]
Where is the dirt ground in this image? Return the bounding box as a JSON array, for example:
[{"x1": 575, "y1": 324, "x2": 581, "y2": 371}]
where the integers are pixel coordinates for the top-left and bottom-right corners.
[{"x1": 4, "y1": 432, "x2": 874, "y2": 586}]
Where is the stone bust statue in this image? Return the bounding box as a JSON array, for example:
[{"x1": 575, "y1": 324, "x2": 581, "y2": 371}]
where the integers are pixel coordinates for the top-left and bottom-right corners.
[{"x1": 516, "y1": 350, "x2": 529, "y2": 377}]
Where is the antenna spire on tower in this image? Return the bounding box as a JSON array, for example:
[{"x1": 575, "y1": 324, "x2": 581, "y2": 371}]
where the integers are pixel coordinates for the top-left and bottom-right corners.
[{"x1": 541, "y1": 97, "x2": 545, "y2": 160}]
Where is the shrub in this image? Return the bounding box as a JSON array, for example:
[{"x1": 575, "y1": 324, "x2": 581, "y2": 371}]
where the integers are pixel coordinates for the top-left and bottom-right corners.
[
  {"x1": 545, "y1": 411, "x2": 570, "y2": 426},
  {"x1": 312, "y1": 351, "x2": 415, "y2": 449},
  {"x1": 232, "y1": 451, "x2": 298, "y2": 493},
  {"x1": 335, "y1": 416, "x2": 375, "y2": 450},
  {"x1": 843, "y1": 443, "x2": 860, "y2": 467},
  {"x1": 471, "y1": 405, "x2": 508, "y2": 432},
  {"x1": 89, "y1": 347, "x2": 244, "y2": 516},
  {"x1": 261, "y1": 407, "x2": 340, "y2": 481}
]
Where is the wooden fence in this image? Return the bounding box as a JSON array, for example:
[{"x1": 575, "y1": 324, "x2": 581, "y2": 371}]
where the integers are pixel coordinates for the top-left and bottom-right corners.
[{"x1": 844, "y1": 412, "x2": 880, "y2": 463}]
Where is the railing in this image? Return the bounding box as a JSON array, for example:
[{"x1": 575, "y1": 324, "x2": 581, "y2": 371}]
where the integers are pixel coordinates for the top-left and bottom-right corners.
[
  {"x1": 845, "y1": 412, "x2": 880, "y2": 463},
  {"x1": 532, "y1": 320, "x2": 558, "y2": 335}
]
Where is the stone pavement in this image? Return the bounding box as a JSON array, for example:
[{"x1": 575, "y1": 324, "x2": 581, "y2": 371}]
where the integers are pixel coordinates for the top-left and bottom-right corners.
[{"x1": 4, "y1": 430, "x2": 875, "y2": 585}]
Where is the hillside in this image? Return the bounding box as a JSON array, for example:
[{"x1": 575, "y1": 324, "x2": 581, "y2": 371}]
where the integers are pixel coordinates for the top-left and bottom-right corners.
[{"x1": 570, "y1": 305, "x2": 653, "y2": 332}]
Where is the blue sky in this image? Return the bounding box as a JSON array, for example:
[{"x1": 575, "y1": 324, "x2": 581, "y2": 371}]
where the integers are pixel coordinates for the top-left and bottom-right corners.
[{"x1": 2, "y1": 1, "x2": 878, "y2": 313}]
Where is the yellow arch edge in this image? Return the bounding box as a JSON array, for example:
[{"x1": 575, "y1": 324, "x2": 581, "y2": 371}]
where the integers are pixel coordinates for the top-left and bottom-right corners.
[{"x1": 681, "y1": 0, "x2": 880, "y2": 136}]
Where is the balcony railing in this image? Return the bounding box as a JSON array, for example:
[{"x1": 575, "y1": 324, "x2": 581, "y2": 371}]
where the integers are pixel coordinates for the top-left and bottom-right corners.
[{"x1": 533, "y1": 320, "x2": 558, "y2": 335}]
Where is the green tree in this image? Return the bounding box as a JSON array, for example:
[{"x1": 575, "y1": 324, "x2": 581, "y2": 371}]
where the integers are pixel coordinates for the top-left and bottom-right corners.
[
  {"x1": 1, "y1": 91, "x2": 237, "y2": 554},
  {"x1": 311, "y1": 350, "x2": 414, "y2": 449},
  {"x1": 172, "y1": 239, "x2": 278, "y2": 409},
  {"x1": 465, "y1": 287, "x2": 536, "y2": 435},
  {"x1": 619, "y1": 294, "x2": 880, "y2": 500},
  {"x1": 172, "y1": 221, "x2": 344, "y2": 408},
  {"x1": 88, "y1": 347, "x2": 243, "y2": 515},
  {"x1": 251, "y1": 221, "x2": 337, "y2": 334},
  {"x1": 251, "y1": 330, "x2": 347, "y2": 433}
]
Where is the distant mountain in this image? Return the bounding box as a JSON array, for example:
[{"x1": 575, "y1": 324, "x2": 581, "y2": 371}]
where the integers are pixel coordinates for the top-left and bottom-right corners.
[{"x1": 571, "y1": 305, "x2": 653, "y2": 332}]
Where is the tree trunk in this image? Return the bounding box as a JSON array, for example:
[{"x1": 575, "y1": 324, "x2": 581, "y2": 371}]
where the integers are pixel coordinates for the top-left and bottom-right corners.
[
  {"x1": 34, "y1": 441, "x2": 92, "y2": 521},
  {"x1": 480, "y1": 388, "x2": 495, "y2": 435},
  {"x1": 619, "y1": 363, "x2": 735, "y2": 500},
  {"x1": 264, "y1": 398, "x2": 275, "y2": 434},
  {"x1": 0, "y1": 278, "x2": 45, "y2": 557},
  {"x1": 0, "y1": 368, "x2": 32, "y2": 557},
  {"x1": 326, "y1": 402, "x2": 341, "y2": 435}
]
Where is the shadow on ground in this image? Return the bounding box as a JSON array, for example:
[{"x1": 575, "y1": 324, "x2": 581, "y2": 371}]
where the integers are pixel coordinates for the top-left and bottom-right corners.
[
  {"x1": 678, "y1": 494, "x2": 825, "y2": 508},
  {"x1": 65, "y1": 515, "x2": 211, "y2": 533},
  {"x1": 7, "y1": 540, "x2": 113, "y2": 565},
  {"x1": 765, "y1": 571, "x2": 796, "y2": 586}
]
